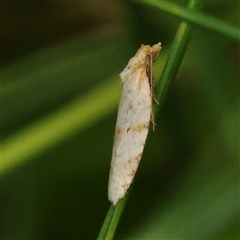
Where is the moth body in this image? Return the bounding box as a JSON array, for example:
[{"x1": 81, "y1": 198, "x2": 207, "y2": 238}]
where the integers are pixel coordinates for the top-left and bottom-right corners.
[{"x1": 108, "y1": 43, "x2": 161, "y2": 205}]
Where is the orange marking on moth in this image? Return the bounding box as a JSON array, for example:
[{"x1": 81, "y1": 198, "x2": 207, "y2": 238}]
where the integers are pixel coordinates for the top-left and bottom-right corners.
[
  {"x1": 108, "y1": 43, "x2": 161, "y2": 205},
  {"x1": 135, "y1": 123, "x2": 147, "y2": 133}
]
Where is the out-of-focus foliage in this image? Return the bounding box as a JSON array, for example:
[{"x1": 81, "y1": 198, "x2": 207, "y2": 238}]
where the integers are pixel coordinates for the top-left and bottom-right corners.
[{"x1": 1, "y1": 1, "x2": 239, "y2": 239}]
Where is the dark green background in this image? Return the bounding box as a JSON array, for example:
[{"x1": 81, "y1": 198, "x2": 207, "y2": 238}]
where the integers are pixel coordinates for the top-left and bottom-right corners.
[{"x1": 1, "y1": 1, "x2": 239, "y2": 239}]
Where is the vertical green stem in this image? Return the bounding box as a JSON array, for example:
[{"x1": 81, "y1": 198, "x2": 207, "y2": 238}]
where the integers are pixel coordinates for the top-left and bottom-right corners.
[
  {"x1": 155, "y1": 0, "x2": 205, "y2": 113},
  {"x1": 97, "y1": 0, "x2": 205, "y2": 239},
  {"x1": 97, "y1": 198, "x2": 127, "y2": 240}
]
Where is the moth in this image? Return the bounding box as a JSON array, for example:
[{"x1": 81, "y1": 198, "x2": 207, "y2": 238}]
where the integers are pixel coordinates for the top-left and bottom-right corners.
[{"x1": 108, "y1": 43, "x2": 161, "y2": 205}]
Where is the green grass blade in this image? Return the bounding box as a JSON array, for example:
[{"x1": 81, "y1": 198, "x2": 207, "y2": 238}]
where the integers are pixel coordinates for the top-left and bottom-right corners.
[
  {"x1": 1, "y1": 75, "x2": 120, "y2": 176},
  {"x1": 97, "y1": 0, "x2": 204, "y2": 239},
  {"x1": 97, "y1": 198, "x2": 127, "y2": 240},
  {"x1": 135, "y1": 0, "x2": 240, "y2": 42},
  {"x1": 97, "y1": 205, "x2": 115, "y2": 240},
  {"x1": 2, "y1": 31, "x2": 129, "y2": 138},
  {"x1": 155, "y1": 0, "x2": 204, "y2": 114}
]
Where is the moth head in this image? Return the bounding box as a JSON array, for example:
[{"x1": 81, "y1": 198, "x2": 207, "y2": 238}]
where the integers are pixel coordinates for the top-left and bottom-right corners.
[{"x1": 136, "y1": 43, "x2": 161, "y2": 63}]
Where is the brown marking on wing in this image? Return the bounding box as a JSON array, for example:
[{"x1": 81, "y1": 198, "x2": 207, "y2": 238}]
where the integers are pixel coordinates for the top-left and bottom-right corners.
[
  {"x1": 122, "y1": 182, "x2": 131, "y2": 192},
  {"x1": 114, "y1": 127, "x2": 122, "y2": 139},
  {"x1": 121, "y1": 153, "x2": 143, "y2": 192},
  {"x1": 135, "y1": 153, "x2": 142, "y2": 163},
  {"x1": 136, "y1": 122, "x2": 149, "y2": 132},
  {"x1": 131, "y1": 62, "x2": 148, "y2": 92}
]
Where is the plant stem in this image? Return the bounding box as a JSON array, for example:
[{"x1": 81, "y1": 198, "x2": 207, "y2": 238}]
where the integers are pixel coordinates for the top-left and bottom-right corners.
[
  {"x1": 135, "y1": 0, "x2": 240, "y2": 42},
  {"x1": 155, "y1": 0, "x2": 205, "y2": 112},
  {"x1": 97, "y1": 0, "x2": 205, "y2": 239}
]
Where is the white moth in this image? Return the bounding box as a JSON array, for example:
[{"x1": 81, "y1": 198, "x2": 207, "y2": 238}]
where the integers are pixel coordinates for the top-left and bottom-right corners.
[{"x1": 108, "y1": 43, "x2": 161, "y2": 205}]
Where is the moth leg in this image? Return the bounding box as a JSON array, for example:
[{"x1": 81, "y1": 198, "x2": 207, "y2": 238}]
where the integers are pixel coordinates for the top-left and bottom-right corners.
[
  {"x1": 146, "y1": 52, "x2": 157, "y2": 131},
  {"x1": 154, "y1": 96, "x2": 159, "y2": 105}
]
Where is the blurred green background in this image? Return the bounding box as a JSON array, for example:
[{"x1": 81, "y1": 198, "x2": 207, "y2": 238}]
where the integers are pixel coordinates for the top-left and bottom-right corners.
[{"x1": 1, "y1": 1, "x2": 239, "y2": 239}]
